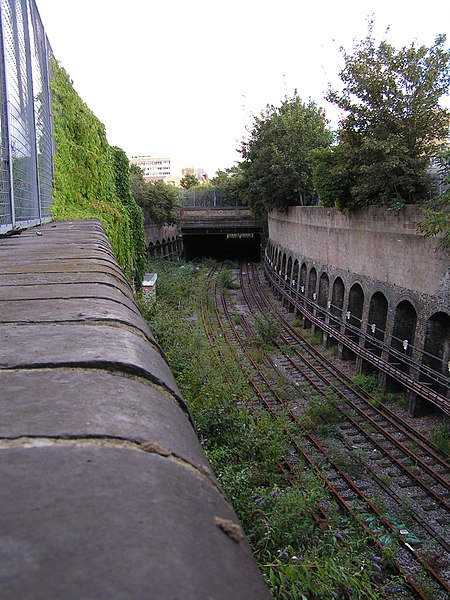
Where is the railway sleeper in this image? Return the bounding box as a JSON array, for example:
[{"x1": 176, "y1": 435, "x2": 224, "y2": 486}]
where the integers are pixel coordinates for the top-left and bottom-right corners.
[{"x1": 397, "y1": 478, "x2": 416, "y2": 488}]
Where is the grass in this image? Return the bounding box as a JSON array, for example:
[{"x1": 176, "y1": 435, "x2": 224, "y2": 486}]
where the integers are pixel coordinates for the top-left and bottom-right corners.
[
  {"x1": 430, "y1": 423, "x2": 450, "y2": 457},
  {"x1": 253, "y1": 315, "x2": 280, "y2": 349},
  {"x1": 140, "y1": 259, "x2": 408, "y2": 599},
  {"x1": 217, "y1": 267, "x2": 239, "y2": 290}
]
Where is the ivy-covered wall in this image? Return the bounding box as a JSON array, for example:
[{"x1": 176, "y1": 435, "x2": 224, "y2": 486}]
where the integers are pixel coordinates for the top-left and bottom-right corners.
[{"x1": 50, "y1": 60, "x2": 146, "y2": 284}]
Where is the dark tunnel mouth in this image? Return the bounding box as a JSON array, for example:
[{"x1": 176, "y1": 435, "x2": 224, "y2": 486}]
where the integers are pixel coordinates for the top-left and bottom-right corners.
[{"x1": 182, "y1": 233, "x2": 262, "y2": 261}]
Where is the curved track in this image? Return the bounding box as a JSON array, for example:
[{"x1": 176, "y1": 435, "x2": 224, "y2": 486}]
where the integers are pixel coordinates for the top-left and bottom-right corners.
[{"x1": 202, "y1": 262, "x2": 450, "y2": 600}]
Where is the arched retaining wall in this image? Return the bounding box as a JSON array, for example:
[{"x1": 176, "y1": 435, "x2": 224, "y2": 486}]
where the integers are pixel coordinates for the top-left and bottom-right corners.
[
  {"x1": 268, "y1": 205, "x2": 449, "y2": 298},
  {"x1": 143, "y1": 213, "x2": 181, "y2": 260},
  {"x1": 267, "y1": 206, "x2": 449, "y2": 410}
]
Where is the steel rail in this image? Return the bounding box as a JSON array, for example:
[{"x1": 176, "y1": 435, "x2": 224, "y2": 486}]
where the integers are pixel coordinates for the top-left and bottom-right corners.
[
  {"x1": 244, "y1": 263, "x2": 450, "y2": 537},
  {"x1": 256, "y1": 265, "x2": 450, "y2": 471},
  {"x1": 216, "y1": 265, "x2": 443, "y2": 598},
  {"x1": 250, "y1": 263, "x2": 450, "y2": 472},
  {"x1": 265, "y1": 263, "x2": 450, "y2": 416},
  {"x1": 239, "y1": 262, "x2": 450, "y2": 596}
]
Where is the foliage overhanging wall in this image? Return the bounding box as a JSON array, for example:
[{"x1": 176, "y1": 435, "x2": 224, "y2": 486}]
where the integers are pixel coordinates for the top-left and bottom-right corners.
[{"x1": 50, "y1": 60, "x2": 146, "y2": 283}]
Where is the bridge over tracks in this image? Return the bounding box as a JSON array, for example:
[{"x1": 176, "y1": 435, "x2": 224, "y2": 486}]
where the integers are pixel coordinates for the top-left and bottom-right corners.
[
  {"x1": 180, "y1": 205, "x2": 265, "y2": 235},
  {"x1": 176, "y1": 190, "x2": 265, "y2": 259}
]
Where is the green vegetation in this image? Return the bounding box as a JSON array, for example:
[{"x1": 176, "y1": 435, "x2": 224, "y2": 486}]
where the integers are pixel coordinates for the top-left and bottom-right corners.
[
  {"x1": 351, "y1": 374, "x2": 404, "y2": 408},
  {"x1": 253, "y1": 315, "x2": 280, "y2": 349},
  {"x1": 298, "y1": 328, "x2": 323, "y2": 346},
  {"x1": 417, "y1": 148, "x2": 450, "y2": 252},
  {"x1": 130, "y1": 164, "x2": 180, "y2": 225},
  {"x1": 297, "y1": 391, "x2": 340, "y2": 432},
  {"x1": 50, "y1": 61, "x2": 146, "y2": 282},
  {"x1": 110, "y1": 147, "x2": 147, "y2": 283},
  {"x1": 212, "y1": 27, "x2": 449, "y2": 246},
  {"x1": 312, "y1": 26, "x2": 450, "y2": 211},
  {"x1": 352, "y1": 373, "x2": 379, "y2": 395},
  {"x1": 217, "y1": 267, "x2": 237, "y2": 290},
  {"x1": 430, "y1": 423, "x2": 450, "y2": 456},
  {"x1": 239, "y1": 94, "x2": 333, "y2": 215},
  {"x1": 141, "y1": 260, "x2": 404, "y2": 598},
  {"x1": 180, "y1": 172, "x2": 200, "y2": 189},
  {"x1": 210, "y1": 166, "x2": 243, "y2": 195}
]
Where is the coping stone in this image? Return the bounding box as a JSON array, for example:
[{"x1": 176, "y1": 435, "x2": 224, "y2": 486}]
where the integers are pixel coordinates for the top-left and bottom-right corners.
[
  {"x1": 0, "y1": 447, "x2": 271, "y2": 600},
  {"x1": 0, "y1": 369, "x2": 210, "y2": 477},
  {"x1": 0, "y1": 324, "x2": 183, "y2": 412},
  {"x1": 0, "y1": 297, "x2": 153, "y2": 340}
]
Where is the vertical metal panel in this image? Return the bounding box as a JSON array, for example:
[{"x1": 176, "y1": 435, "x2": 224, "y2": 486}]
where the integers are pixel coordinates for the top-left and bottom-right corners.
[
  {"x1": 0, "y1": 0, "x2": 53, "y2": 233},
  {"x1": 5, "y1": 0, "x2": 37, "y2": 224},
  {"x1": 27, "y1": 0, "x2": 53, "y2": 218},
  {"x1": 0, "y1": 0, "x2": 14, "y2": 230}
]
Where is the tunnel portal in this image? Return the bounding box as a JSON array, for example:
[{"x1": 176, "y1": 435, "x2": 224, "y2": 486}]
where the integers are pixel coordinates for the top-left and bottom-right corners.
[{"x1": 183, "y1": 232, "x2": 261, "y2": 261}]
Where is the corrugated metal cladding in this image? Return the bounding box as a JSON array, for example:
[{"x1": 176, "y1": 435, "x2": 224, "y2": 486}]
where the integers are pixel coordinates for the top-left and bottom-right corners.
[
  {"x1": 0, "y1": 0, "x2": 53, "y2": 233},
  {"x1": 0, "y1": 220, "x2": 271, "y2": 599}
]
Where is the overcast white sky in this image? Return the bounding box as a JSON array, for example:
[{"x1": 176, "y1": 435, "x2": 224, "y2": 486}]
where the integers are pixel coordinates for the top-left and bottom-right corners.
[{"x1": 36, "y1": 0, "x2": 450, "y2": 178}]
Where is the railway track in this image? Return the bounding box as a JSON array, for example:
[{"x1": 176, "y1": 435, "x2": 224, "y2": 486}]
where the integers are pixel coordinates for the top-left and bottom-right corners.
[{"x1": 203, "y1": 262, "x2": 450, "y2": 599}]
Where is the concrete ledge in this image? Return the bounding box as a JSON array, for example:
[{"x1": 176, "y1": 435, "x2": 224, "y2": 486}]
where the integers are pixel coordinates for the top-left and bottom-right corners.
[
  {"x1": 0, "y1": 448, "x2": 268, "y2": 600},
  {"x1": 0, "y1": 369, "x2": 215, "y2": 480},
  {"x1": 0, "y1": 220, "x2": 269, "y2": 599}
]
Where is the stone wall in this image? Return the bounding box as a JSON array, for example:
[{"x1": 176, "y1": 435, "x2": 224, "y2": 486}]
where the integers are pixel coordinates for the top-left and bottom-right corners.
[
  {"x1": 267, "y1": 206, "x2": 450, "y2": 409},
  {"x1": 268, "y1": 205, "x2": 449, "y2": 299},
  {"x1": 144, "y1": 220, "x2": 179, "y2": 245}
]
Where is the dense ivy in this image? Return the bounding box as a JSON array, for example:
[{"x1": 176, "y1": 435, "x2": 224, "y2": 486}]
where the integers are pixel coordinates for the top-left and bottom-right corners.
[
  {"x1": 50, "y1": 60, "x2": 146, "y2": 282},
  {"x1": 111, "y1": 147, "x2": 147, "y2": 283}
]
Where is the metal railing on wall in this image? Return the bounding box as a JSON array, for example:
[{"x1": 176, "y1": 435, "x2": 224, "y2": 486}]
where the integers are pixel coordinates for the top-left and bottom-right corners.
[
  {"x1": 264, "y1": 255, "x2": 450, "y2": 398},
  {"x1": 0, "y1": 0, "x2": 53, "y2": 234}
]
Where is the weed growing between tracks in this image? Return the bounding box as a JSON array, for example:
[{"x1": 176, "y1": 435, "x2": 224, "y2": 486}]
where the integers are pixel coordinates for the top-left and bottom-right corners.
[
  {"x1": 430, "y1": 423, "x2": 450, "y2": 457},
  {"x1": 140, "y1": 260, "x2": 405, "y2": 599}
]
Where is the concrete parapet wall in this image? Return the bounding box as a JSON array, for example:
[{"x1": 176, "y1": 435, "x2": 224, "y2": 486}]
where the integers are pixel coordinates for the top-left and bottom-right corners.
[
  {"x1": 268, "y1": 205, "x2": 449, "y2": 298},
  {"x1": 0, "y1": 220, "x2": 269, "y2": 599},
  {"x1": 181, "y1": 207, "x2": 254, "y2": 219}
]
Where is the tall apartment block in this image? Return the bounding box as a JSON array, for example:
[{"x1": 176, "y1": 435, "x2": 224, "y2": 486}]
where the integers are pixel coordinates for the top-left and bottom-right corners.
[{"x1": 130, "y1": 156, "x2": 171, "y2": 182}]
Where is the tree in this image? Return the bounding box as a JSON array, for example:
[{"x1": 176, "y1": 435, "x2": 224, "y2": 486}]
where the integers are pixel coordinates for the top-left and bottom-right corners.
[
  {"x1": 417, "y1": 147, "x2": 450, "y2": 251},
  {"x1": 310, "y1": 146, "x2": 352, "y2": 208},
  {"x1": 324, "y1": 25, "x2": 450, "y2": 209},
  {"x1": 209, "y1": 166, "x2": 245, "y2": 204},
  {"x1": 130, "y1": 164, "x2": 179, "y2": 225},
  {"x1": 180, "y1": 173, "x2": 200, "y2": 189},
  {"x1": 239, "y1": 94, "x2": 332, "y2": 215},
  {"x1": 129, "y1": 163, "x2": 148, "y2": 206},
  {"x1": 210, "y1": 166, "x2": 243, "y2": 192}
]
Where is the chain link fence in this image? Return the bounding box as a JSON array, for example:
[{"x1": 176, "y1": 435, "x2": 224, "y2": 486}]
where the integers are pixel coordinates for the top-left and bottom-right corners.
[
  {"x1": 0, "y1": 0, "x2": 53, "y2": 233},
  {"x1": 178, "y1": 188, "x2": 245, "y2": 208}
]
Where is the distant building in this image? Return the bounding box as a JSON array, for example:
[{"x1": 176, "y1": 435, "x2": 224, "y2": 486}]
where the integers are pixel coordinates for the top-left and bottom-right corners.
[
  {"x1": 181, "y1": 166, "x2": 209, "y2": 182},
  {"x1": 130, "y1": 156, "x2": 171, "y2": 182},
  {"x1": 163, "y1": 175, "x2": 181, "y2": 187}
]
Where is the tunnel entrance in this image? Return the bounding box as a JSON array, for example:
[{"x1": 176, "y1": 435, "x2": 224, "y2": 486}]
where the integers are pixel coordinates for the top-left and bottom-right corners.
[{"x1": 183, "y1": 233, "x2": 261, "y2": 261}]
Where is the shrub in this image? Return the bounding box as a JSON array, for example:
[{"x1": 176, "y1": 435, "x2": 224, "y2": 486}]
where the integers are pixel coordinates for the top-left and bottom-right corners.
[{"x1": 430, "y1": 424, "x2": 450, "y2": 456}]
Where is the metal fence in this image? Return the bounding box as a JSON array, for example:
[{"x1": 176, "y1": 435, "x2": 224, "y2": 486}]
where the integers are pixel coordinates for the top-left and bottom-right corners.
[
  {"x1": 178, "y1": 188, "x2": 245, "y2": 208},
  {"x1": 0, "y1": 0, "x2": 53, "y2": 233}
]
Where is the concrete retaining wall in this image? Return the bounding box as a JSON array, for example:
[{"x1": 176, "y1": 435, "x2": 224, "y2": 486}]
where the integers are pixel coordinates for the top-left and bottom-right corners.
[
  {"x1": 268, "y1": 205, "x2": 449, "y2": 298},
  {"x1": 0, "y1": 220, "x2": 270, "y2": 599},
  {"x1": 267, "y1": 206, "x2": 450, "y2": 409}
]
